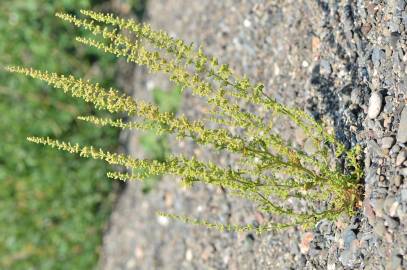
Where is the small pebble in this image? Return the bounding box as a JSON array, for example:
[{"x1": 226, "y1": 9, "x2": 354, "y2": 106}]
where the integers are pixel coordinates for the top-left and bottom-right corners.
[
  {"x1": 384, "y1": 116, "x2": 392, "y2": 128},
  {"x1": 384, "y1": 232, "x2": 394, "y2": 244},
  {"x1": 383, "y1": 96, "x2": 394, "y2": 112},
  {"x1": 365, "y1": 167, "x2": 379, "y2": 185},
  {"x1": 384, "y1": 196, "x2": 396, "y2": 214},
  {"x1": 401, "y1": 189, "x2": 407, "y2": 201},
  {"x1": 126, "y1": 259, "x2": 136, "y2": 268},
  {"x1": 389, "y1": 201, "x2": 400, "y2": 217},
  {"x1": 373, "y1": 219, "x2": 386, "y2": 237},
  {"x1": 370, "y1": 198, "x2": 384, "y2": 217},
  {"x1": 390, "y1": 144, "x2": 401, "y2": 155},
  {"x1": 351, "y1": 88, "x2": 362, "y2": 104},
  {"x1": 367, "y1": 92, "x2": 383, "y2": 119},
  {"x1": 157, "y1": 215, "x2": 169, "y2": 226},
  {"x1": 243, "y1": 19, "x2": 251, "y2": 28},
  {"x1": 342, "y1": 229, "x2": 357, "y2": 249},
  {"x1": 367, "y1": 140, "x2": 385, "y2": 157},
  {"x1": 361, "y1": 23, "x2": 372, "y2": 35},
  {"x1": 185, "y1": 249, "x2": 193, "y2": 261},
  {"x1": 393, "y1": 175, "x2": 402, "y2": 187},
  {"x1": 364, "y1": 198, "x2": 376, "y2": 225},
  {"x1": 320, "y1": 59, "x2": 332, "y2": 75},
  {"x1": 381, "y1": 136, "x2": 395, "y2": 149},
  {"x1": 400, "y1": 168, "x2": 407, "y2": 177},
  {"x1": 327, "y1": 263, "x2": 336, "y2": 270},
  {"x1": 386, "y1": 254, "x2": 403, "y2": 270},
  {"x1": 397, "y1": 106, "x2": 407, "y2": 143},
  {"x1": 302, "y1": 60, "x2": 309, "y2": 68},
  {"x1": 339, "y1": 249, "x2": 357, "y2": 268},
  {"x1": 300, "y1": 232, "x2": 313, "y2": 254},
  {"x1": 396, "y1": 150, "x2": 407, "y2": 166},
  {"x1": 397, "y1": 206, "x2": 407, "y2": 224},
  {"x1": 372, "y1": 48, "x2": 384, "y2": 67},
  {"x1": 244, "y1": 234, "x2": 255, "y2": 250},
  {"x1": 384, "y1": 214, "x2": 399, "y2": 230}
]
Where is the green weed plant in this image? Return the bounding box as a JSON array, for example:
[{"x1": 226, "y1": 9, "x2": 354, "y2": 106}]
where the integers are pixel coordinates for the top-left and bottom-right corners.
[
  {"x1": 7, "y1": 10, "x2": 363, "y2": 233},
  {"x1": 140, "y1": 86, "x2": 182, "y2": 192}
]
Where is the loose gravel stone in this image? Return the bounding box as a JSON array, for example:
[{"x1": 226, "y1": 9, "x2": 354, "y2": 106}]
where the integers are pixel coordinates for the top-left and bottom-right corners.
[
  {"x1": 397, "y1": 106, "x2": 407, "y2": 143},
  {"x1": 351, "y1": 88, "x2": 362, "y2": 104},
  {"x1": 384, "y1": 96, "x2": 394, "y2": 113},
  {"x1": 320, "y1": 59, "x2": 332, "y2": 76},
  {"x1": 389, "y1": 201, "x2": 400, "y2": 217},
  {"x1": 372, "y1": 48, "x2": 384, "y2": 67},
  {"x1": 365, "y1": 167, "x2": 379, "y2": 185},
  {"x1": 339, "y1": 248, "x2": 358, "y2": 268},
  {"x1": 367, "y1": 140, "x2": 385, "y2": 157},
  {"x1": 368, "y1": 92, "x2": 383, "y2": 119},
  {"x1": 390, "y1": 144, "x2": 401, "y2": 156},
  {"x1": 386, "y1": 254, "x2": 403, "y2": 270},
  {"x1": 396, "y1": 150, "x2": 407, "y2": 166},
  {"x1": 371, "y1": 198, "x2": 385, "y2": 217},
  {"x1": 384, "y1": 215, "x2": 399, "y2": 230},
  {"x1": 384, "y1": 196, "x2": 396, "y2": 215},
  {"x1": 400, "y1": 168, "x2": 407, "y2": 177},
  {"x1": 381, "y1": 136, "x2": 395, "y2": 148},
  {"x1": 300, "y1": 232, "x2": 314, "y2": 254},
  {"x1": 393, "y1": 175, "x2": 402, "y2": 187},
  {"x1": 401, "y1": 189, "x2": 407, "y2": 201},
  {"x1": 373, "y1": 219, "x2": 386, "y2": 237},
  {"x1": 342, "y1": 229, "x2": 357, "y2": 249}
]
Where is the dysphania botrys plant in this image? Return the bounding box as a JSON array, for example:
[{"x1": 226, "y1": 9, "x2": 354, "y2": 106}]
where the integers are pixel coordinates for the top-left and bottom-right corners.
[{"x1": 7, "y1": 10, "x2": 363, "y2": 233}]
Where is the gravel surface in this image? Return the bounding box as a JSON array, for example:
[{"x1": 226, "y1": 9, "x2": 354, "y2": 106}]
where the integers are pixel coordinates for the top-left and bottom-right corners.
[{"x1": 100, "y1": 1, "x2": 407, "y2": 269}]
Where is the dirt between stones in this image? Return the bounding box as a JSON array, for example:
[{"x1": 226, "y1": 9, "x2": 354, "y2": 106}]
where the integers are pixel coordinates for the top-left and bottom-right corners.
[{"x1": 100, "y1": 1, "x2": 407, "y2": 269}]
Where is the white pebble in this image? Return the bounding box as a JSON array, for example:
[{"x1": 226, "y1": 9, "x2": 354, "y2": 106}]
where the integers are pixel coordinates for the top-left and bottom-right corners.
[
  {"x1": 157, "y1": 215, "x2": 169, "y2": 226},
  {"x1": 302, "y1": 60, "x2": 309, "y2": 68},
  {"x1": 367, "y1": 92, "x2": 383, "y2": 119},
  {"x1": 186, "y1": 249, "x2": 193, "y2": 261}
]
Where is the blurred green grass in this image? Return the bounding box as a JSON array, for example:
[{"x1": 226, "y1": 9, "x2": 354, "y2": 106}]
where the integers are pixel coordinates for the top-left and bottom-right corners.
[{"x1": 0, "y1": 1, "x2": 141, "y2": 269}]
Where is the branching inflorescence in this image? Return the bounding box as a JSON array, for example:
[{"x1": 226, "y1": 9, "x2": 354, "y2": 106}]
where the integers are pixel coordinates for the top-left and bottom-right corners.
[{"x1": 7, "y1": 10, "x2": 363, "y2": 233}]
